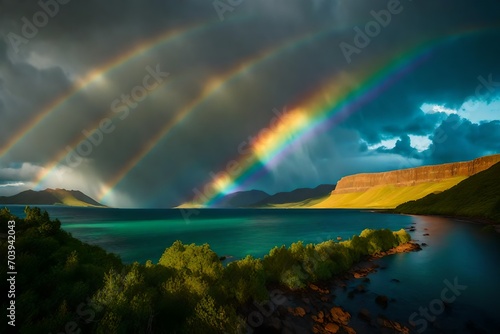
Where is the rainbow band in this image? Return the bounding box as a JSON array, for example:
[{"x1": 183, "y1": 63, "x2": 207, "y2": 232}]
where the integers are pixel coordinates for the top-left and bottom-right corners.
[
  {"x1": 29, "y1": 17, "x2": 246, "y2": 189},
  {"x1": 97, "y1": 23, "x2": 352, "y2": 202},
  {"x1": 203, "y1": 28, "x2": 499, "y2": 207},
  {"x1": 1, "y1": 19, "x2": 213, "y2": 158}
]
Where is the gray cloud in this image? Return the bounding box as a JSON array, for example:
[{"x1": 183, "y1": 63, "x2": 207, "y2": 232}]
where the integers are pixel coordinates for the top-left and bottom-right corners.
[
  {"x1": 423, "y1": 115, "x2": 500, "y2": 164},
  {"x1": 0, "y1": 0, "x2": 499, "y2": 207}
]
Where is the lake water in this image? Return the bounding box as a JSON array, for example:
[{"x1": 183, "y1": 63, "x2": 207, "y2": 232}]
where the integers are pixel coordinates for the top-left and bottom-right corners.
[
  {"x1": 6, "y1": 205, "x2": 500, "y2": 332},
  {"x1": 5, "y1": 206, "x2": 414, "y2": 263}
]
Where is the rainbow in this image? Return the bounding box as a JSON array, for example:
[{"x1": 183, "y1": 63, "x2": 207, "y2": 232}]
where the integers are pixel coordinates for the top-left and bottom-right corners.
[
  {"x1": 201, "y1": 28, "x2": 499, "y2": 207},
  {"x1": 28, "y1": 17, "x2": 244, "y2": 189},
  {"x1": 97, "y1": 23, "x2": 351, "y2": 202}
]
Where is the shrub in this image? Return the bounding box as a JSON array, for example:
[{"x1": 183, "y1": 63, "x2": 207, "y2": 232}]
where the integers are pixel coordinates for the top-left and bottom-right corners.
[
  {"x1": 186, "y1": 296, "x2": 239, "y2": 334},
  {"x1": 222, "y1": 255, "x2": 267, "y2": 303},
  {"x1": 394, "y1": 228, "x2": 411, "y2": 244},
  {"x1": 159, "y1": 241, "x2": 223, "y2": 282},
  {"x1": 262, "y1": 245, "x2": 297, "y2": 283}
]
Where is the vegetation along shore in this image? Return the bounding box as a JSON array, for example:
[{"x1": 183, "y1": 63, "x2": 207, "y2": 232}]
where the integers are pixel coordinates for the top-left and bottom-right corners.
[{"x1": 1, "y1": 206, "x2": 415, "y2": 333}]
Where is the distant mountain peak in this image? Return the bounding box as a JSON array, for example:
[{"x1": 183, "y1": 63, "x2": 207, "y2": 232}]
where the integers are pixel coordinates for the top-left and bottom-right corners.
[{"x1": 0, "y1": 188, "x2": 105, "y2": 207}]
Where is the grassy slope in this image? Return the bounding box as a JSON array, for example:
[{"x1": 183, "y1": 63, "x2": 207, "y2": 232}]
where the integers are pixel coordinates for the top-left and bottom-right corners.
[
  {"x1": 310, "y1": 177, "x2": 467, "y2": 209},
  {"x1": 395, "y1": 162, "x2": 500, "y2": 222},
  {"x1": 265, "y1": 194, "x2": 331, "y2": 208},
  {"x1": 47, "y1": 189, "x2": 104, "y2": 207}
]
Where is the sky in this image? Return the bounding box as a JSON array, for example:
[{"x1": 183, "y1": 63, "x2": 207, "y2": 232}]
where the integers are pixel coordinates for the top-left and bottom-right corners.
[{"x1": 0, "y1": 0, "x2": 499, "y2": 208}]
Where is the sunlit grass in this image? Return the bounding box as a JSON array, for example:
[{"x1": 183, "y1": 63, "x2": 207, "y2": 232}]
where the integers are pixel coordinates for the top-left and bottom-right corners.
[
  {"x1": 310, "y1": 177, "x2": 466, "y2": 209},
  {"x1": 46, "y1": 189, "x2": 101, "y2": 207}
]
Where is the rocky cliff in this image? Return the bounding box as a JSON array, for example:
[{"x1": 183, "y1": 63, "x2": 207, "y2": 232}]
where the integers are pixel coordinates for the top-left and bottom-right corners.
[{"x1": 333, "y1": 154, "x2": 500, "y2": 194}]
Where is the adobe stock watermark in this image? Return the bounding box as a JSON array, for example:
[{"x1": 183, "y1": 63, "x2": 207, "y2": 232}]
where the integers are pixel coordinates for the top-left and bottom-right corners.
[
  {"x1": 213, "y1": 0, "x2": 244, "y2": 21},
  {"x1": 63, "y1": 64, "x2": 169, "y2": 169},
  {"x1": 339, "y1": 0, "x2": 411, "y2": 64},
  {"x1": 6, "y1": 0, "x2": 72, "y2": 54},
  {"x1": 409, "y1": 277, "x2": 467, "y2": 333},
  {"x1": 49, "y1": 297, "x2": 102, "y2": 334},
  {"x1": 179, "y1": 106, "x2": 288, "y2": 223},
  {"x1": 475, "y1": 74, "x2": 500, "y2": 99},
  {"x1": 238, "y1": 289, "x2": 287, "y2": 334}
]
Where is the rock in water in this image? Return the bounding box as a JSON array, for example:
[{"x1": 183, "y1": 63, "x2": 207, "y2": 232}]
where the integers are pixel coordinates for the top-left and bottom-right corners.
[
  {"x1": 325, "y1": 323, "x2": 340, "y2": 333},
  {"x1": 329, "y1": 306, "x2": 351, "y2": 325},
  {"x1": 375, "y1": 295, "x2": 389, "y2": 309}
]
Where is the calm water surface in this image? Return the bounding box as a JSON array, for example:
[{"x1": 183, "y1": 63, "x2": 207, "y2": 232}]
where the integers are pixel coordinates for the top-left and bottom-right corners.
[
  {"x1": 6, "y1": 206, "x2": 500, "y2": 332},
  {"x1": 6, "y1": 206, "x2": 413, "y2": 262},
  {"x1": 334, "y1": 215, "x2": 500, "y2": 333}
]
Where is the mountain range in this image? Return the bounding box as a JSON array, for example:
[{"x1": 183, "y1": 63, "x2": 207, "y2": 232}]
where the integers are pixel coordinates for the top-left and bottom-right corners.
[
  {"x1": 253, "y1": 184, "x2": 336, "y2": 207},
  {"x1": 0, "y1": 188, "x2": 104, "y2": 207},
  {"x1": 3, "y1": 155, "x2": 499, "y2": 219},
  {"x1": 190, "y1": 154, "x2": 500, "y2": 215},
  {"x1": 207, "y1": 184, "x2": 336, "y2": 208}
]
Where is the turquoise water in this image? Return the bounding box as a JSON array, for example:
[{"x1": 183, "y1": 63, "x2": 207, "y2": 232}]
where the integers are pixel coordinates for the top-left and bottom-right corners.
[
  {"x1": 5, "y1": 206, "x2": 413, "y2": 263},
  {"x1": 6, "y1": 206, "x2": 500, "y2": 332}
]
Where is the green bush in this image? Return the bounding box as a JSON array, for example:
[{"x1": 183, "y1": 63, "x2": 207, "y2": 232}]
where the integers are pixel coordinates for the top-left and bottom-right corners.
[
  {"x1": 261, "y1": 228, "x2": 411, "y2": 290},
  {"x1": 159, "y1": 241, "x2": 223, "y2": 281},
  {"x1": 222, "y1": 255, "x2": 268, "y2": 303},
  {"x1": 186, "y1": 296, "x2": 239, "y2": 334},
  {"x1": 262, "y1": 245, "x2": 299, "y2": 283}
]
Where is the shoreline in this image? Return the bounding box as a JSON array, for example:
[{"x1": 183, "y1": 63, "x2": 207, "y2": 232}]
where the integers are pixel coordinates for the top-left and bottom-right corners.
[
  {"x1": 371, "y1": 209, "x2": 500, "y2": 229},
  {"x1": 246, "y1": 241, "x2": 421, "y2": 333}
]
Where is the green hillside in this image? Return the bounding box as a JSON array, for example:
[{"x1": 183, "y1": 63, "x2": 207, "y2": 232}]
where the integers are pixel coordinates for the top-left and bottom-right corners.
[
  {"x1": 311, "y1": 177, "x2": 466, "y2": 209},
  {"x1": 395, "y1": 162, "x2": 500, "y2": 223}
]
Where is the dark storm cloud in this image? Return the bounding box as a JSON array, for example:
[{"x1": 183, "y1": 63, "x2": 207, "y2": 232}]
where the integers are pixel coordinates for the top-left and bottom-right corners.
[
  {"x1": 0, "y1": 38, "x2": 74, "y2": 158},
  {"x1": 402, "y1": 112, "x2": 448, "y2": 136},
  {"x1": 377, "y1": 111, "x2": 450, "y2": 140},
  {"x1": 423, "y1": 115, "x2": 500, "y2": 164},
  {"x1": 468, "y1": 121, "x2": 500, "y2": 151},
  {"x1": 342, "y1": 30, "x2": 500, "y2": 145},
  {"x1": 0, "y1": 0, "x2": 499, "y2": 207}
]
